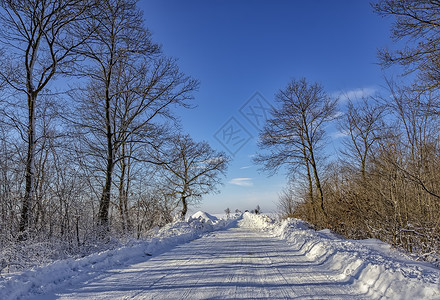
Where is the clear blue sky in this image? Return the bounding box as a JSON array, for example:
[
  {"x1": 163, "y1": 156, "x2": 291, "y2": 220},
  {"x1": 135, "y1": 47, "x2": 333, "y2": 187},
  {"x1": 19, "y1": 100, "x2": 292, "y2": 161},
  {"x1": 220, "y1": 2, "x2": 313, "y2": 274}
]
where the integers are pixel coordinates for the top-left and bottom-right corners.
[{"x1": 139, "y1": 0, "x2": 393, "y2": 214}]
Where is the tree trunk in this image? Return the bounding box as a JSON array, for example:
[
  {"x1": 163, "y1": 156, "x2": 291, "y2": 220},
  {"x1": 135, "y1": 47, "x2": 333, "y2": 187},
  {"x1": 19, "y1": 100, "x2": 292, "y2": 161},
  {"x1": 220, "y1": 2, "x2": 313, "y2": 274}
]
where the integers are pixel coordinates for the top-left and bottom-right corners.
[
  {"x1": 309, "y1": 150, "x2": 327, "y2": 222},
  {"x1": 76, "y1": 216, "x2": 80, "y2": 247},
  {"x1": 124, "y1": 159, "x2": 132, "y2": 232},
  {"x1": 98, "y1": 92, "x2": 114, "y2": 228},
  {"x1": 97, "y1": 67, "x2": 114, "y2": 229},
  {"x1": 19, "y1": 92, "x2": 36, "y2": 236},
  {"x1": 98, "y1": 159, "x2": 113, "y2": 228},
  {"x1": 302, "y1": 142, "x2": 316, "y2": 223},
  {"x1": 180, "y1": 196, "x2": 188, "y2": 220},
  {"x1": 118, "y1": 146, "x2": 128, "y2": 232},
  {"x1": 305, "y1": 159, "x2": 316, "y2": 223}
]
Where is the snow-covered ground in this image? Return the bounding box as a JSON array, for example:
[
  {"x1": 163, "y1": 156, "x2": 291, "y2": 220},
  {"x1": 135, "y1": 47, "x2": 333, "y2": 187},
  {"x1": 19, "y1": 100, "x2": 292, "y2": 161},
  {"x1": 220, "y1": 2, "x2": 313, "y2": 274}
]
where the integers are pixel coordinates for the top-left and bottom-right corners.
[
  {"x1": 1, "y1": 212, "x2": 439, "y2": 299},
  {"x1": 0, "y1": 212, "x2": 237, "y2": 300},
  {"x1": 242, "y1": 213, "x2": 440, "y2": 299}
]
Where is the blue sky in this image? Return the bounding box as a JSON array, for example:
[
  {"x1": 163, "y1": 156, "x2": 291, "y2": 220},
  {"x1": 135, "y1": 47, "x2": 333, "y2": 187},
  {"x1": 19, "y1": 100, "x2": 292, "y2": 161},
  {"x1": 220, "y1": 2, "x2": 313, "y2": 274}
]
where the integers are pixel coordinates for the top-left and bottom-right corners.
[{"x1": 139, "y1": 0, "x2": 394, "y2": 214}]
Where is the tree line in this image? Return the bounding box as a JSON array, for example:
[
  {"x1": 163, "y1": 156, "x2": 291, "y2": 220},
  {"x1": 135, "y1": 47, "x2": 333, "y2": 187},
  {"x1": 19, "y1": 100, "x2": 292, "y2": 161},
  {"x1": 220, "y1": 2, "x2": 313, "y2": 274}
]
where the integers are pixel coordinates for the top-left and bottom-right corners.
[
  {"x1": 0, "y1": 0, "x2": 228, "y2": 269},
  {"x1": 258, "y1": 0, "x2": 440, "y2": 262}
]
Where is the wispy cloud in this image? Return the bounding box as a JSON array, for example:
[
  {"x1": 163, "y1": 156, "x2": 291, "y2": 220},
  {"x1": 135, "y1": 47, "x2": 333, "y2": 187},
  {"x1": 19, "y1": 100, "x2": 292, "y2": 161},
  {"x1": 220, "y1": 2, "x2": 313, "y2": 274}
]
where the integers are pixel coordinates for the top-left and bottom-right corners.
[
  {"x1": 331, "y1": 130, "x2": 349, "y2": 139},
  {"x1": 240, "y1": 165, "x2": 252, "y2": 170},
  {"x1": 334, "y1": 87, "x2": 377, "y2": 103},
  {"x1": 229, "y1": 178, "x2": 253, "y2": 187},
  {"x1": 332, "y1": 111, "x2": 344, "y2": 119}
]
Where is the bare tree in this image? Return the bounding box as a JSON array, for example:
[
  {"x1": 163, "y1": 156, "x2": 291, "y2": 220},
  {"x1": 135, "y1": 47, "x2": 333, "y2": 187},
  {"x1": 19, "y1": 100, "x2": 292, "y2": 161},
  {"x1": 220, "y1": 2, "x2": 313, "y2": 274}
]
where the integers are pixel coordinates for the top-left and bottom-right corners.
[
  {"x1": 278, "y1": 186, "x2": 296, "y2": 219},
  {"x1": 351, "y1": 0, "x2": 440, "y2": 259},
  {"x1": 0, "y1": 0, "x2": 92, "y2": 235},
  {"x1": 339, "y1": 97, "x2": 386, "y2": 181},
  {"x1": 156, "y1": 134, "x2": 229, "y2": 220},
  {"x1": 75, "y1": 0, "x2": 158, "y2": 229},
  {"x1": 254, "y1": 205, "x2": 261, "y2": 215},
  {"x1": 224, "y1": 208, "x2": 231, "y2": 219},
  {"x1": 72, "y1": 0, "x2": 198, "y2": 229},
  {"x1": 383, "y1": 81, "x2": 440, "y2": 200},
  {"x1": 373, "y1": 0, "x2": 440, "y2": 92},
  {"x1": 255, "y1": 78, "x2": 337, "y2": 226}
]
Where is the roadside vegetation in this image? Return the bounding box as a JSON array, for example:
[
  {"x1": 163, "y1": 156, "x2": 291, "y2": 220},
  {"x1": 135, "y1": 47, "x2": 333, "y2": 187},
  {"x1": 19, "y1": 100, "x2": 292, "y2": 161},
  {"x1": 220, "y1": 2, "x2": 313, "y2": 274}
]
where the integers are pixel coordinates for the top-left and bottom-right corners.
[{"x1": 259, "y1": 1, "x2": 440, "y2": 264}]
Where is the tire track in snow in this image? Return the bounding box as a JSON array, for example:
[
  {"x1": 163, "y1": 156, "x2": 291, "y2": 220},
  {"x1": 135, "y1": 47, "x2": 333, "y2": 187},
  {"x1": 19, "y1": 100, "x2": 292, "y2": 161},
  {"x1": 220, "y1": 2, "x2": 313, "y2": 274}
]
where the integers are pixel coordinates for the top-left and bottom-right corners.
[{"x1": 41, "y1": 225, "x2": 379, "y2": 299}]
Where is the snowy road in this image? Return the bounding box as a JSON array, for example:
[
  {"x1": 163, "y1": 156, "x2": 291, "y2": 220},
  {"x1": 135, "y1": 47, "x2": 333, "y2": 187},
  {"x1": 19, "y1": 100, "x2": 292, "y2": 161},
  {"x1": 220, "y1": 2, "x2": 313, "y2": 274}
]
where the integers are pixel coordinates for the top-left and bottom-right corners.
[{"x1": 40, "y1": 226, "x2": 370, "y2": 299}]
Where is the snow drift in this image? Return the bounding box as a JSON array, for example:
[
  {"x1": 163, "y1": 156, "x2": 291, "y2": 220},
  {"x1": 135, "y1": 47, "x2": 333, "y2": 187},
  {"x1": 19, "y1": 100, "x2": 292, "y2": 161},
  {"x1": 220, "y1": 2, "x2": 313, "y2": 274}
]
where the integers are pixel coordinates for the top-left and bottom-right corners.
[
  {"x1": 0, "y1": 213, "x2": 237, "y2": 300},
  {"x1": 2, "y1": 212, "x2": 439, "y2": 299},
  {"x1": 241, "y1": 212, "x2": 440, "y2": 299},
  {"x1": 189, "y1": 211, "x2": 219, "y2": 224}
]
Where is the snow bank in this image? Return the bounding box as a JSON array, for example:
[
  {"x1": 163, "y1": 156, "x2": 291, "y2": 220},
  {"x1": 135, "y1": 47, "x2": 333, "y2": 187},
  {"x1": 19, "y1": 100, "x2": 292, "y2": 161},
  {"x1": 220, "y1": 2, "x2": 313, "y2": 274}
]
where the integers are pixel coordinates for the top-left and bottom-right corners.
[
  {"x1": 189, "y1": 211, "x2": 219, "y2": 224},
  {"x1": 241, "y1": 212, "x2": 440, "y2": 300},
  {"x1": 0, "y1": 213, "x2": 239, "y2": 300}
]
